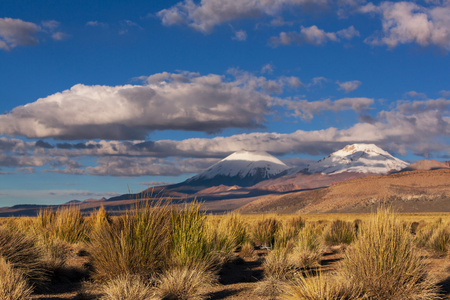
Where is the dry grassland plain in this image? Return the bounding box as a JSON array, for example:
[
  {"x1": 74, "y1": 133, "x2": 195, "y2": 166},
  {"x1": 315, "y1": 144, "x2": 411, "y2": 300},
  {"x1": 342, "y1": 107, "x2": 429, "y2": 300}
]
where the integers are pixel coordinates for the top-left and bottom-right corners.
[{"x1": 0, "y1": 205, "x2": 449, "y2": 299}]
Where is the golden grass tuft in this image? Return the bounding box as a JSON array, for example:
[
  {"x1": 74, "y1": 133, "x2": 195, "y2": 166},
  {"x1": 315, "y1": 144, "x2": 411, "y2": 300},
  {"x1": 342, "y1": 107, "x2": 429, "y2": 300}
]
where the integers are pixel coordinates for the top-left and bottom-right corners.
[
  {"x1": 340, "y1": 208, "x2": 440, "y2": 299},
  {"x1": 154, "y1": 265, "x2": 217, "y2": 300},
  {"x1": 99, "y1": 274, "x2": 153, "y2": 300},
  {"x1": 283, "y1": 271, "x2": 363, "y2": 300},
  {"x1": 323, "y1": 220, "x2": 357, "y2": 246},
  {"x1": 0, "y1": 227, "x2": 49, "y2": 287},
  {"x1": 251, "y1": 218, "x2": 280, "y2": 248},
  {"x1": 88, "y1": 202, "x2": 172, "y2": 281},
  {"x1": 0, "y1": 256, "x2": 33, "y2": 300}
]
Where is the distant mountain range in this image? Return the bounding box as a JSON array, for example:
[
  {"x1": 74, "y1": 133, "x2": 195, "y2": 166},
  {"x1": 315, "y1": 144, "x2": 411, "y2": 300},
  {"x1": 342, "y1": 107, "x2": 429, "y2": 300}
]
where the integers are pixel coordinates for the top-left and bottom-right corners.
[{"x1": 1, "y1": 143, "x2": 449, "y2": 216}]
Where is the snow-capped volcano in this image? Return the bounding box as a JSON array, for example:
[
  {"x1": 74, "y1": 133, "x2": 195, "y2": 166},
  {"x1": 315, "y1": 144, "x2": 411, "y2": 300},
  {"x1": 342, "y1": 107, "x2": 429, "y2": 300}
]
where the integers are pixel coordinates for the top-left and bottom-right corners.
[
  {"x1": 304, "y1": 144, "x2": 409, "y2": 175},
  {"x1": 185, "y1": 150, "x2": 289, "y2": 187}
]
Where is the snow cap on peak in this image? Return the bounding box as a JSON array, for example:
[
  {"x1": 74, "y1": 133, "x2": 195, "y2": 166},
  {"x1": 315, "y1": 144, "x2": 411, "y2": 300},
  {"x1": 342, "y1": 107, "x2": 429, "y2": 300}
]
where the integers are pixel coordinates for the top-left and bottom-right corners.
[
  {"x1": 305, "y1": 143, "x2": 409, "y2": 175},
  {"x1": 338, "y1": 144, "x2": 390, "y2": 156},
  {"x1": 222, "y1": 150, "x2": 286, "y2": 165}
]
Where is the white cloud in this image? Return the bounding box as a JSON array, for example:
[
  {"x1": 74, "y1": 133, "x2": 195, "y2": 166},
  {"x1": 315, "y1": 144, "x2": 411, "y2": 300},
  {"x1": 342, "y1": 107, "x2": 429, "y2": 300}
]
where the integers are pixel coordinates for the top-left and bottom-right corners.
[
  {"x1": 232, "y1": 29, "x2": 247, "y2": 41},
  {"x1": 86, "y1": 157, "x2": 218, "y2": 177},
  {"x1": 405, "y1": 90, "x2": 427, "y2": 99},
  {"x1": 0, "y1": 17, "x2": 39, "y2": 50},
  {"x1": 86, "y1": 21, "x2": 109, "y2": 28},
  {"x1": 0, "y1": 71, "x2": 276, "y2": 140},
  {"x1": 270, "y1": 25, "x2": 359, "y2": 46},
  {"x1": 1, "y1": 95, "x2": 449, "y2": 176},
  {"x1": 362, "y1": 1, "x2": 450, "y2": 50},
  {"x1": 276, "y1": 97, "x2": 373, "y2": 120},
  {"x1": 157, "y1": 0, "x2": 328, "y2": 34},
  {"x1": 337, "y1": 80, "x2": 362, "y2": 92},
  {"x1": 261, "y1": 63, "x2": 274, "y2": 74}
]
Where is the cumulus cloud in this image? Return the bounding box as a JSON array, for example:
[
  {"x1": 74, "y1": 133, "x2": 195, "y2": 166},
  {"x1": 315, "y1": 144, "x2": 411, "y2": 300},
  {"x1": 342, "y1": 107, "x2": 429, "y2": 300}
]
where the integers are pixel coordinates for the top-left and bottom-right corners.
[
  {"x1": 276, "y1": 97, "x2": 373, "y2": 120},
  {"x1": 1, "y1": 95, "x2": 449, "y2": 176},
  {"x1": 361, "y1": 1, "x2": 450, "y2": 50},
  {"x1": 0, "y1": 17, "x2": 67, "y2": 50},
  {"x1": 86, "y1": 21, "x2": 109, "y2": 28},
  {"x1": 0, "y1": 71, "x2": 276, "y2": 140},
  {"x1": 86, "y1": 157, "x2": 218, "y2": 177},
  {"x1": 0, "y1": 17, "x2": 39, "y2": 50},
  {"x1": 337, "y1": 80, "x2": 362, "y2": 92},
  {"x1": 157, "y1": 0, "x2": 328, "y2": 34},
  {"x1": 270, "y1": 25, "x2": 359, "y2": 46}
]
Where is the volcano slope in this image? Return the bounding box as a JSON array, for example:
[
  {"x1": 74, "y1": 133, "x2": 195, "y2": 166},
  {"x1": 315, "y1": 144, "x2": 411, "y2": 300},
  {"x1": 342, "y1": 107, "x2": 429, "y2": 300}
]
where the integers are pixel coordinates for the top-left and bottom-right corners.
[{"x1": 236, "y1": 169, "x2": 450, "y2": 214}]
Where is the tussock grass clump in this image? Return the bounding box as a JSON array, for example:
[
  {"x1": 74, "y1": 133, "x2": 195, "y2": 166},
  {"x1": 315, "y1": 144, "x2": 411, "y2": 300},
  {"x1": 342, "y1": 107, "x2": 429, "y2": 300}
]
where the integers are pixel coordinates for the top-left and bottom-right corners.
[
  {"x1": 99, "y1": 274, "x2": 153, "y2": 300},
  {"x1": 0, "y1": 227, "x2": 49, "y2": 286},
  {"x1": 90, "y1": 205, "x2": 112, "y2": 232},
  {"x1": 240, "y1": 241, "x2": 254, "y2": 258},
  {"x1": 34, "y1": 206, "x2": 89, "y2": 244},
  {"x1": 263, "y1": 247, "x2": 296, "y2": 281},
  {"x1": 219, "y1": 213, "x2": 248, "y2": 248},
  {"x1": 340, "y1": 208, "x2": 440, "y2": 299},
  {"x1": 154, "y1": 265, "x2": 217, "y2": 300},
  {"x1": 171, "y1": 203, "x2": 210, "y2": 267},
  {"x1": 323, "y1": 220, "x2": 357, "y2": 246},
  {"x1": 286, "y1": 215, "x2": 306, "y2": 234},
  {"x1": 88, "y1": 202, "x2": 172, "y2": 281},
  {"x1": 427, "y1": 223, "x2": 450, "y2": 254},
  {"x1": 0, "y1": 257, "x2": 33, "y2": 300},
  {"x1": 254, "y1": 275, "x2": 285, "y2": 299},
  {"x1": 283, "y1": 271, "x2": 363, "y2": 300},
  {"x1": 252, "y1": 218, "x2": 280, "y2": 248}
]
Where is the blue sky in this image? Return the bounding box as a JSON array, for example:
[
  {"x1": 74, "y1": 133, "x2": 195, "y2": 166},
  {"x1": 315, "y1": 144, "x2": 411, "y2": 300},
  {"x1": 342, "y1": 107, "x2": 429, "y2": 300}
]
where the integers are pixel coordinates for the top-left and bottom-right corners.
[{"x1": 1, "y1": 0, "x2": 449, "y2": 206}]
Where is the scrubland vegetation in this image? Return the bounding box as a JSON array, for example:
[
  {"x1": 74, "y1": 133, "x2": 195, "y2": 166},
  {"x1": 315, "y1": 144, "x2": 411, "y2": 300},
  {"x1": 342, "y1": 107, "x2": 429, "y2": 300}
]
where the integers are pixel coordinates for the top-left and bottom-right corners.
[{"x1": 0, "y1": 202, "x2": 449, "y2": 299}]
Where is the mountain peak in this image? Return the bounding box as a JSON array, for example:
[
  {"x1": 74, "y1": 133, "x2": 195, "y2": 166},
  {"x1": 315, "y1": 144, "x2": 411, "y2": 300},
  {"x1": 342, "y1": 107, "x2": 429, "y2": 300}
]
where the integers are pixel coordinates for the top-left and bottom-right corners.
[
  {"x1": 305, "y1": 143, "x2": 409, "y2": 175},
  {"x1": 185, "y1": 150, "x2": 289, "y2": 187}
]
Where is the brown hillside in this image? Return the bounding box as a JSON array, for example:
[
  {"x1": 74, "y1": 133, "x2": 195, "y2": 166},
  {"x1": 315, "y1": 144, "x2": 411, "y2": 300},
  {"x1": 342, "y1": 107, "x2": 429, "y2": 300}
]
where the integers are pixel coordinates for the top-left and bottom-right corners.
[{"x1": 236, "y1": 169, "x2": 450, "y2": 214}]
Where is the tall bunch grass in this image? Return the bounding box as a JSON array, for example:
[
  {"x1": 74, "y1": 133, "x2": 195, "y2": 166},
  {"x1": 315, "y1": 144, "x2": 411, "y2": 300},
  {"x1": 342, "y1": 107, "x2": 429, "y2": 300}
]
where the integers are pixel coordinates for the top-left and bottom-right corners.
[
  {"x1": 34, "y1": 206, "x2": 89, "y2": 244},
  {"x1": 0, "y1": 227, "x2": 49, "y2": 287},
  {"x1": 171, "y1": 203, "x2": 210, "y2": 267},
  {"x1": 323, "y1": 220, "x2": 357, "y2": 245},
  {"x1": 251, "y1": 218, "x2": 280, "y2": 248},
  {"x1": 340, "y1": 208, "x2": 440, "y2": 299},
  {"x1": 0, "y1": 257, "x2": 33, "y2": 300},
  {"x1": 88, "y1": 202, "x2": 172, "y2": 281}
]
